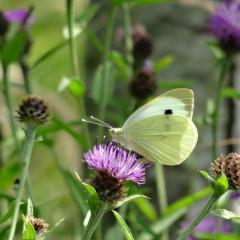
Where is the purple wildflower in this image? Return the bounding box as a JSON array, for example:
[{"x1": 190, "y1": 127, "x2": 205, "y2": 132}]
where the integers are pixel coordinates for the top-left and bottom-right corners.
[
  {"x1": 209, "y1": 0, "x2": 240, "y2": 52},
  {"x1": 3, "y1": 9, "x2": 34, "y2": 26},
  {"x1": 181, "y1": 216, "x2": 232, "y2": 240},
  {"x1": 84, "y1": 142, "x2": 146, "y2": 184}
]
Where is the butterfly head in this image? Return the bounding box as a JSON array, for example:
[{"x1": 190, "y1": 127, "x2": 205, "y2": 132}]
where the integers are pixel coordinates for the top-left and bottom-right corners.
[{"x1": 109, "y1": 128, "x2": 124, "y2": 144}]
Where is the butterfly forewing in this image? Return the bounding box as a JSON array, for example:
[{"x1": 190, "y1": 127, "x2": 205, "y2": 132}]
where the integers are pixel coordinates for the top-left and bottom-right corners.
[
  {"x1": 123, "y1": 115, "x2": 198, "y2": 165},
  {"x1": 123, "y1": 88, "x2": 194, "y2": 129}
]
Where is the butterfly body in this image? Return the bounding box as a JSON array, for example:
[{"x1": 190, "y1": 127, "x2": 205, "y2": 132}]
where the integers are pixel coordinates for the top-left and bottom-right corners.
[{"x1": 109, "y1": 88, "x2": 198, "y2": 165}]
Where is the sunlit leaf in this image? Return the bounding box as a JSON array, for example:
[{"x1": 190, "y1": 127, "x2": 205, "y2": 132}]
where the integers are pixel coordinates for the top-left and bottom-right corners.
[
  {"x1": 163, "y1": 187, "x2": 212, "y2": 216},
  {"x1": 22, "y1": 222, "x2": 36, "y2": 240},
  {"x1": 200, "y1": 171, "x2": 214, "y2": 183},
  {"x1": 112, "y1": 210, "x2": 134, "y2": 240},
  {"x1": 207, "y1": 42, "x2": 225, "y2": 60},
  {"x1": 214, "y1": 174, "x2": 228, "y2": 195},
  {"x1": 113, "y1": 194, "x2": 148, "y2": 209},
  {"x1": 82, "y1": 182, "x2": 100, "y2": 213},
  {"x1": 194, "y1": 233, "x2": 240, "y2": 240},
  {"x1": 153, "y1": 55, "x2": 175, "y2": 72},
  {"x1": 27, "y1": 198, "x2": 34, "y2": 218},
  {"x1": 222, "y1": 87, "x2": 240, "y2": 99},
  {"x1": 58, "y1": 77, "x2": 85, "y2": 97},
  {"x1": 133, "y1": 197, "x2": 157, "y2": 222},
  {"x1": 211, "y1": 209, "x2": 240, "y2": 220}
]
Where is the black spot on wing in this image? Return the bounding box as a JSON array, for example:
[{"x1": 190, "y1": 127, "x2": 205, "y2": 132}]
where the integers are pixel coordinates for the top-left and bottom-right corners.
[{"x1": 164, "y1": 109, "x2": 173, "y2": 115}]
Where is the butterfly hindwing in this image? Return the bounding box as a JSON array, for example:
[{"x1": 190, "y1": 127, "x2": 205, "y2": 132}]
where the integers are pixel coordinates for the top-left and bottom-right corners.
[
  {"x1": 123, "y1": 88, "x2": 194, "y2": 129},
  {"x1": 123, "y1": 115, "x2": 198, "y2": 165}
]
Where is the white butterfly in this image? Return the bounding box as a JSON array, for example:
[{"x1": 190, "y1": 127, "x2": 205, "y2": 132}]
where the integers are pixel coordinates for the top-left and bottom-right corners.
[{"x1": 83, "y1": 88, "x2": 198, "y2": 165}]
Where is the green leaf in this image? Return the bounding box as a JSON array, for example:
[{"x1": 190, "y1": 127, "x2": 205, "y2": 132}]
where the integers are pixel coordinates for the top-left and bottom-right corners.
[
  {"x1": 112, "y1": 210, "x2": 134, "y2": 240},
  {"x1": 207, "y1": 42, "x2": 225, "y2": 60},
  {"x1": 91, "y1": 62, "x2": 116, "y2": 104},
  {"x1": 26, "y1": 198, "x2": 34, "y2": 218},
  {"x1": 52, "y1": 116, "x2": 87, "y2": 148},
  {"x1": 211, "y1": 209, "x2": 240, "y2": 220},
  {"x1": 222, "y1": 87, "x2": 240, "y2": 99},
  {"x1": 214, "y1": 174, "x2": 229, "y2": 195},
  {"x1": 113, "y1": 194, "x2": 148, "y2": 209},
  {"x1": 22, "y1": 223, "x2": 36, "y2": 240},
  {"x1": 163, "y1": 187, "x2": 212, "y2": 216},
  {"x1": 31, "y1": 41, "x2": 67, "y2": 69},
  {"x1": 82, "y1": 182, "x2": 100, "y2": 214},
  {"x1": 194, "y1": 233, "x2": 240, "y2": 240},
  {"x1": 112, "y1": 0, "x2": 173, "y2": 6},
  {"x1": 62, "y1": 169, "x2": 88, "y2": 214},
  {"x1": 138, "y1": 208, "x2": 186, "y2": 239},
  {"x1": 58, "y1": 77, "x2": 85, "y2": 97},
  {"x1": 158, "y1": 79, "x2": 194, "y2": 89},
  {"x1": 1, "y1": 32, "x2": 26, "y2": 65},
  {"x1": 200, "y1": 171, "x2": 214, "y2": 183},
  {"x1": 0, "y1": 162, "x2": 19, "y2": 191},
  {"x1": 0, "y1": 201, "x2": 16, "y2": 224},
  {"x1": 153, "y1": 55, "x2": 175, "y2": 72},
  {"x1": 133, "y1": 197, "x2": 157, "y2": 222}
]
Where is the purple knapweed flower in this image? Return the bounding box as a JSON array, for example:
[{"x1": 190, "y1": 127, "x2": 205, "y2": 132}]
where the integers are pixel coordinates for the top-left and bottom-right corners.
[
  {"x1": 209, "y1": 0, "x2": 240, "y2": 52},
  {"x1": 181, "y1": 216, "x2": 232, "y2": 240},
  {"x1": 84, "y1": 142, "x2": 147, "y2": 202},
  {"x1": 3, "y1": 8, "x2": 34, "y2": 26},
  {"x1": 84, "y1": 142, "x2": 146, "y2": 184}
]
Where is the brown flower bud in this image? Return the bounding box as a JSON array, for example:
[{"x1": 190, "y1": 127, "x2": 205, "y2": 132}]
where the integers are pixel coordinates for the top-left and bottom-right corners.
[
  {"x1": 17, "y1": 96, "x2": 49, "y2": 125},
  {"x1": 211, "y1": 153, "x2": 240, "y2": 191}
]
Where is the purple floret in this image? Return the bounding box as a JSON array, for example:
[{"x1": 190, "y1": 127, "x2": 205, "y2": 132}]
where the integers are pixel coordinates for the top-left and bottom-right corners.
[
  {"x1": 3, "y1": 9, "x2": 34, "y2": 26},
  {"x1": 209, "y1": 1, "x2": 240, "y2": 49},
  {"x1": 84, "y1": 142, "x2": 146, "y2": 184}
]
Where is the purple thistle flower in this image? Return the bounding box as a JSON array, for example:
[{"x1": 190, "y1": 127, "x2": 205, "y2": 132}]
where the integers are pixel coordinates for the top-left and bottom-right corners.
[
  {"x1": 209, "y1": 0, "x2": 240, "y2": 52},
  {"x1": 3, "y1": 9, "x2": 34, "y2": 26},
  {"x1": 84, "y1": 142, "x2": 146, "y2": 185},
  {"x1": 181, "y1": 216, "x2": 232, "y2": 240}
]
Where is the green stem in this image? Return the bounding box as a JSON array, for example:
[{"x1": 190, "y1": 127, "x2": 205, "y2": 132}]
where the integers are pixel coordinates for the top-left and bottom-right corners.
[
  {"x1": 8, "y1": 124, "x2": 36, "y2": 240},
  {"x1": 2, "y1": 64, "x2": 20, "y2": 151},
  {"x1": 82, "y1": 205, "x2": 107, "y2": 240},
  {"x1": 20, "y1": 61, "x2": 32, "y2": 94},
  {"x1": 98, "y1": 7, "x2": 117, "y2": 138},
  {"x1": 155, "y1": 164, "x2": 168, "y2": 240},
  {"x1": 66, "y1": 0, "x2": 91, "y2": 148},
  {"x1": 177, "y1": 193, "x2": 220, "y2": 240},
  {"x1": 122, "y1": 3, "x2": 133, "y2": 66},
  {"x1": 211, "y1": 58, "x2": 230, "y2": 160}
]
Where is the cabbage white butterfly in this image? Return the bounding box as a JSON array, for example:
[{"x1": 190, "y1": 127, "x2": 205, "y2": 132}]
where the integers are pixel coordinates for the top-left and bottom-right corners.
[{"x1": 83, "y1": 88, "x2": 198, "y2": 165}]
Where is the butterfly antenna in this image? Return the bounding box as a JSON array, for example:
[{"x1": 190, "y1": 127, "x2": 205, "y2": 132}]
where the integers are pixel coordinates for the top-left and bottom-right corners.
[
  {"x1": 90, "y1": 116, "x2": 113, "y2": 128},
  {"x1": 81, "y1": 118, "x2": 111, "y2": 128}
]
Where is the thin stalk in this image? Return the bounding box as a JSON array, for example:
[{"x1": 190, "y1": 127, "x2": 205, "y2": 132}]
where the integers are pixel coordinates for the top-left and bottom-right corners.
[
  {"x1": 82, "y1": 205, "x2": 107, "y2": 240},
  {"x1": 98, "y1": 7, "x2": 117, "y2": 138},
  {"x1": 211, "y1": 58, "x2": 230, "y2": 160},
  {"x1": 226, "y1": 59, "x2": 235, "y2": 153},
  {"x1": 122, "y1": 3, "x2": 133, "y2": 66},
  {"x1": 177, "y1": 193, "x2": 220, "y2": 240},
  {"x1": 155, "y1": 164, "x2": 168, "y2": 240},
  {"x1": 2, "y1": 64, "x2": 20, "y2": 151},
  {"x1": 20, "y1": 61, "x2": 32, "y2": 94},
  {"x1": 66, "y1": 0, "x2": 91, "y2": 147},
  {"x1": 8, "y1": 124, "x2": 36, "y2": 240}
]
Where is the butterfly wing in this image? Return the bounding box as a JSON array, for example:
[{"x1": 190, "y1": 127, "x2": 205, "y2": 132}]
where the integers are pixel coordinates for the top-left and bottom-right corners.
[
  {"x1": 123, "y1": 88, "x2": 194, "y2": 129},
  {"x1": 123, "y1": 115, "x2": 198, "y2": 165}
]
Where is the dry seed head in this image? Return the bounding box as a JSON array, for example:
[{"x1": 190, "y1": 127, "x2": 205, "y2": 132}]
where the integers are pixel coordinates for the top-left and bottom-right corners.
[
  {"x1": 28, "y1": 217, "x2": 49, "y2": 234},
  {"x1": 210, "y1": 153, "x2": 240, "y2": 191},
  {"x1": 17, "y1": 96, "x2": 49, "y2": 125}
]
